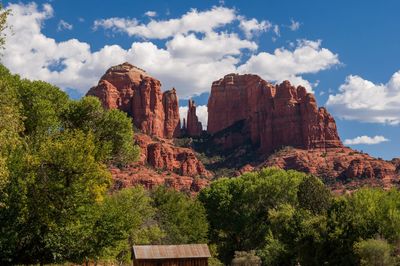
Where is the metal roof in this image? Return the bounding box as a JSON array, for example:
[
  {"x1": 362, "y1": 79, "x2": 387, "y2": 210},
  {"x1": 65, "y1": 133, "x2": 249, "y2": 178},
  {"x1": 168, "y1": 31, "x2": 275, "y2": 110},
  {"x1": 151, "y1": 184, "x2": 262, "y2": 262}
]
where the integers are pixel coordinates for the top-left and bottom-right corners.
[{"x1": 133, "y1": 244, "x2": 211, "y2": 259}]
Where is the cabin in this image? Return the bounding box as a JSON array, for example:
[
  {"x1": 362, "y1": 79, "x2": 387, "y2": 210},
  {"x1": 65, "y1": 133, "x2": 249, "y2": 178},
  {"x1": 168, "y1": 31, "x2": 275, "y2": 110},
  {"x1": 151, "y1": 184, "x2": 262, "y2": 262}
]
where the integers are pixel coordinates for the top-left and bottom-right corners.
[{"x1": 132, "y1": 244, "x2": 211, "y2": 266}]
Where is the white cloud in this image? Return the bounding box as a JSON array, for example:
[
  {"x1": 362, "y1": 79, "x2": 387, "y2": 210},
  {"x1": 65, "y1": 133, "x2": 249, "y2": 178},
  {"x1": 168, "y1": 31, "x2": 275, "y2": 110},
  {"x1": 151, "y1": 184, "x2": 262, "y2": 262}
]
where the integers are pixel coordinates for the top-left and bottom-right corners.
[
  {"x1": 273, "y1": 24, "x2": 280, "y2": 36},
  {"x1": 2, "y1": 3, "x2": 339, "y2": 99},
  {"x1": 289, "y1": 19, "x2": 300, "y2": 31},
  {"x1": 144, "y1": 11, "x2": 157, "y2": 17},
  {"x1": 326, "y1": 71, "x2": 400, "y2": 124},
  {"x1": 179, "y1": 105, "x2": 208, "y2": 129},
  {"x1": 93, "y1": 6, "x2": 236, "y2": 39},
  {"x1": 238, "y1": 16, "x2": 272, "y2": 38},
  {"x1": 344, "y1": 135, "x2": 389, "y2": 145},
  {"x1": 166, "y1": 32, "x2": 257, "y2": 60},
  {"x1": 238, "y1": 40, "x2": 340, "y2": 91},
  {"x1": 196, "y1": 105, "x2": 208, "y2": 128},
  {"x1": 57, "y1": 19, "x2": 73, "y2": 31}
]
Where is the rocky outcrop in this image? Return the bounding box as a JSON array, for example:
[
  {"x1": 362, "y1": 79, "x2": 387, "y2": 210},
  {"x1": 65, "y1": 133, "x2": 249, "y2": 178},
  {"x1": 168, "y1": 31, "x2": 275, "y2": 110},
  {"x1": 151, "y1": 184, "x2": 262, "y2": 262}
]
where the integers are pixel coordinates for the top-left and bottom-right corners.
[
  {"x1": 260, "y1": 147, "x2": 398, "y2": 191},
  {"x1": 110, "y1": 133, "x2": 211, "y2": 193},
  {"x1": 110, "y1": 165, "x2": 209, "y2": 193},
  {"x1": 162, "y1": 88, "x2": 181, "y2": 138},
  {"x1": 207, "y1": 74, "x2": 342, "y2": 153},
  {"x1": 186, "y1": 99, "x2": 203, "y2": 137},
  {"x1": 135, "y1": 134, "x2": 211, "y2": 178},
  {"x1": 87, "y1": 62, "x2": 180, "y2": 138}
]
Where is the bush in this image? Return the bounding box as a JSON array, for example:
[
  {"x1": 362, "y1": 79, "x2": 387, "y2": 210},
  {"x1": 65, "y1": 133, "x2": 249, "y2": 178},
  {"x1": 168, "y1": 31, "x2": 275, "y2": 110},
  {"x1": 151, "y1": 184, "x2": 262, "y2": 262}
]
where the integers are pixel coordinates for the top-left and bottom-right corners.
[
  {"x1": 231, "y1": 251, "x2": 261, "y2": 266},
  {"x1": 354, "y1": 238, "x2": 394, "y2": 266}
]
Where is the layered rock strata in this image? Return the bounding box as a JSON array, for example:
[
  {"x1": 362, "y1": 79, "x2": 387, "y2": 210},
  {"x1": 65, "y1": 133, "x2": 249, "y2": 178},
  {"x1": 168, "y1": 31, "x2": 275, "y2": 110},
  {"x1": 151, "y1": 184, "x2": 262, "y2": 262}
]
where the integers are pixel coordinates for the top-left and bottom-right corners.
[
  {"x1": 87, "y1": 62, "x2": 180, "y2": 138},
  {"x1": 207, "y1": 74, "x2": 342, "y2": 153}
]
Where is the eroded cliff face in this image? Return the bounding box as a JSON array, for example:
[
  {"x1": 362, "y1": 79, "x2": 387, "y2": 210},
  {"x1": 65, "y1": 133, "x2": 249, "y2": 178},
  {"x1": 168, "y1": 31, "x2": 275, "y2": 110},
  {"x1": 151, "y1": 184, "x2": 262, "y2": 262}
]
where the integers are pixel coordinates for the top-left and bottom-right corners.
[
  {"x1": 207, "y1": 74, "x2": 342, "y2": 153},
  {"x1": 87, "y1": 63, "x2": 210, "y2": 191},
  {"x1": 87, "y1": 62, "x2": 180, "y2": 138},
  {"x1": 110, "y1": 133, "x2": 211, "y2": 193}
]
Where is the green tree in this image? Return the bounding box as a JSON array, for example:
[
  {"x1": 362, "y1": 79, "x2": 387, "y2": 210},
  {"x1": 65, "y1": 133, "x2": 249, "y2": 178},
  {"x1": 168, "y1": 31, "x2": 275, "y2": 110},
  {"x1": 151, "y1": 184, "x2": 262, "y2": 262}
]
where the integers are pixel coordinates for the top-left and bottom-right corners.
[
  {"x1": 320, "y1": 188, "x2": 400, "y2": 265},
  {"x1": 0, "y1": 66, "x2": 24, "y2": 208},
  {"x1": 199, "y1": 168, "x2": 306, "y2": 263},
  {"x1": 0, "y1": 130, "x2": 111, "y2": 264},
  {"x1": 354, "y1": 238, "x2": 394, "y2": 266},
  {"x1": 71, "y1": 187, "x2": 161, "y2": 265},
  {"x1": 62, "y1": 96, "x2": 139, "y2": 164},
  {"x1": 62, "y1": 96, "x2": 104, "y2": 131},
  {"x1": 152, "y1": 186, "x2": 209, "y2": 244},
  {"x1": 297, "y1": 175, "x2": 332, "y2": 214},
  {"x1": 97, "y1": 109, "x2": 139, "y2": 164},
  {"x1": 17, "y1": 79, "x2": 69, "y2": 138}
]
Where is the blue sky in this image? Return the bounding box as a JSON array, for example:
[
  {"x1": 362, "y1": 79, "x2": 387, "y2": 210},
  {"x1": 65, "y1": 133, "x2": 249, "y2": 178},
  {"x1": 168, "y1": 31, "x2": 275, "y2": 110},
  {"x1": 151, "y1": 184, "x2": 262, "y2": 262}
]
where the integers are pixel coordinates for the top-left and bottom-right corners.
[{"x1": 1, "y1": 0, "x2": 399, "y2": 160}]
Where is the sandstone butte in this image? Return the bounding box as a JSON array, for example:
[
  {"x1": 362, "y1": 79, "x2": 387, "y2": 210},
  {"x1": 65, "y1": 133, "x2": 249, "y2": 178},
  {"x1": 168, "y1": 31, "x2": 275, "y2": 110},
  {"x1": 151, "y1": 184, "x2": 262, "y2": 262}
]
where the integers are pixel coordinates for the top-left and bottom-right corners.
[
  {"x1": 209, "y1": 74, "x2": 398, "y2": 191},
  {"x1": 87, "y1": 63, "x2": 210, "y2": 192},
  {"x1": 88, "y1": 63, "x2": 399, "y2": 192}
]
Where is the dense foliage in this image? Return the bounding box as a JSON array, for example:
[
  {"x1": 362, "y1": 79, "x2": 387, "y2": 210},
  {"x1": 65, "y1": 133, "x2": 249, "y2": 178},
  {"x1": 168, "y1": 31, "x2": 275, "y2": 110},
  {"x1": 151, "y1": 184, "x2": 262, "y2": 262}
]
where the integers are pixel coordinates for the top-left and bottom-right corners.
[
  {"x1": 0, "y1": 64, "x2": 212, "y2": 264},
  {"x1": 200, "y1": 168, "x2": 400, "y2": 265},
  {"x1": 151, "y1": 186, "x2": 208, "y2": 244}
]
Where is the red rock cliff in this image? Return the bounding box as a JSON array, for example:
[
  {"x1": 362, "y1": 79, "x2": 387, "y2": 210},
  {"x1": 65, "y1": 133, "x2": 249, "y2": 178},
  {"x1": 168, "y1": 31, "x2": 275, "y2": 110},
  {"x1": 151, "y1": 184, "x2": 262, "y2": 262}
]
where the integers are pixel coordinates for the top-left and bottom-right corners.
[
  {"x1": 207, "y1": 74, "x2": 342, "y2": 153},
  {"x1": 162, "y1": 88, "x2": 181, "y2": 138},
  {"x1": 87, "y1": 62, "x2": 180, "y2": 138},
  {"x1": 186, "y1": 99, "x2": 203, "y2": 137}
]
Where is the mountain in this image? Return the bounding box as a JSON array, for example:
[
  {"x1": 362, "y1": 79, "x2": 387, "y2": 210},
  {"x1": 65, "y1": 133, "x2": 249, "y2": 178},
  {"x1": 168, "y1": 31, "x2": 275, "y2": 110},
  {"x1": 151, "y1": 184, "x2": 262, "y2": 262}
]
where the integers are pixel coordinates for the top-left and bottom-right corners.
[{"x1": 87, "y1": 63, "x2": 399, "y2": 192}]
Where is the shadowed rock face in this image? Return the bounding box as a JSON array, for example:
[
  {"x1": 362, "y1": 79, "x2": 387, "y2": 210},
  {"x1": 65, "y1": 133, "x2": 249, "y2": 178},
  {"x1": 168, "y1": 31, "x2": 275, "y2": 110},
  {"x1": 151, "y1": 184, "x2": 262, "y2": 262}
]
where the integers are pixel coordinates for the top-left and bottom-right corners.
[
  {"x1": 87, "y1": 62, "x2": 180, "y2": 138},
  {"x1": 207, "y1": 74, "x2": 342, "y2": 153}
]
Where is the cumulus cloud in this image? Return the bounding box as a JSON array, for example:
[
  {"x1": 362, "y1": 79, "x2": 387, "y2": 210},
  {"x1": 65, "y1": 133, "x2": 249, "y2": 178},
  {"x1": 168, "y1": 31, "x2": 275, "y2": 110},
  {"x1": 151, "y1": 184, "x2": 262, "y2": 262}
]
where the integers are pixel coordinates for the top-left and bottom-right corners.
[
  {"x1": 2, "y1": 3, "x2": 339, "y2": 99},
  {"x1": 238, "y1": 16, "x2": 272, "y2": 38},
  {"x1": 326, "y1": 71, "x2": 400, "y2": 124},
  {"x1": 57, "y1": 19, "x2": 73, "y2": 31},
  {"x1": 179, "y1": 105, "x2": 208, "y2": 129},
  {"x1": 144, "y1": 11, "x2": 157, "y2": 17},
  {"x1": 238, "y1": 40, "x2": 340, "y2": 91},
  {"x1": 93, "y1": 6, "x2": 236, "y2": 39},
  {"x1": 344, "y1": 135, "x2": 389, "y2": 145},
  {"x1": 166, "y1": 32, "x2": 257, "y2": 59}
]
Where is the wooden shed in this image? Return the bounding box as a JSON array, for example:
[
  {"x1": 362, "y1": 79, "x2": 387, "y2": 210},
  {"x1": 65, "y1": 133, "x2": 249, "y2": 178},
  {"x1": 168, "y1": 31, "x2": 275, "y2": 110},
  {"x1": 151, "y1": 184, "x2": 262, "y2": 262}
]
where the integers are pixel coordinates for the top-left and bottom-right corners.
[{"x1": 132, "y1": 244, "x2": 211, "y2": 266}]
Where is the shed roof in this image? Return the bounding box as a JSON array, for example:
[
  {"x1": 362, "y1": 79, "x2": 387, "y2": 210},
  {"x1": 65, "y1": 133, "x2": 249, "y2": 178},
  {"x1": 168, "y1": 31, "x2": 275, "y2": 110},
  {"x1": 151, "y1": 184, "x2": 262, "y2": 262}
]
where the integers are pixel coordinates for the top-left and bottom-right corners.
[{"x1": 133, "y1": 244, "x2": 211, "y2": 259}]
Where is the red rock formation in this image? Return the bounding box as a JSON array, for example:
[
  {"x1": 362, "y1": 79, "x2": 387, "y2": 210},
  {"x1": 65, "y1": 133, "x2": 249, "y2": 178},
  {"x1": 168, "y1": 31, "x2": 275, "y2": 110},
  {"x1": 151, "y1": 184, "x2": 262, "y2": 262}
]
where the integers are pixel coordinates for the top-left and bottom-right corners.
[
  {"x1": 135, "y1": 133, "x2": 211, "y2": 178},
  {"x1": 162, "y1": 88, "x2": 181, "y2": 138},
  {"x1": 87, "y1": 62, "x2": 180, "y2": 138},
  {"x1": 186, "y1": 99, "x2": 203, "y2": 137},
  {"x1": 260, "y1": 147, "x2": 398, "y2": 191},
  {"x1": 109, "y1": 133, "x2": 211, "y2": 193},
  {"x1": 89, "y1": 64, "x2": 398, "y2": 193},
  {"x1": 110, "y1": 165, "x2": 209, "y2": 193},
  {"x1": 207, "y1": 74, "x2": 342, "y2": 153}
]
